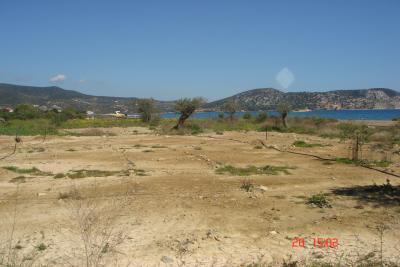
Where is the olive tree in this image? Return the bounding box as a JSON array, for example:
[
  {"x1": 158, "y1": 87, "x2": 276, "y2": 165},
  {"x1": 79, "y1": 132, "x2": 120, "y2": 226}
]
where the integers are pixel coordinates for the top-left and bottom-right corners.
[
  {"x1": 277, "y1": 102, "x2": 292, "y2": 128},
  {"x1": 173, "y1": 97, "x2": 205, "y2": 129},
  {"x1": 222, "y1": 99, "x2": 239, "y2": 121},
  {"x1": 137, "y1": 98, "x2": 156, "y2": 122}
]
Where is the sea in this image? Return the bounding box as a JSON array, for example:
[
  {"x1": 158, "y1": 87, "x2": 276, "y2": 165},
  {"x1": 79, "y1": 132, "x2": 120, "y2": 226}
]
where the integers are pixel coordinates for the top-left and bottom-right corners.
[{"x1": 160, "y1": 109, "x2": 400, "y2": 121}]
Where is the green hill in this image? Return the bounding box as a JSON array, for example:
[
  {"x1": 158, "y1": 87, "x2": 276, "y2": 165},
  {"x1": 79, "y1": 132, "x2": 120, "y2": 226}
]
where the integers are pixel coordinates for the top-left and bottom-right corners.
[{"x1": 0, "y1": 83, "x2": 174, "y2": 113}]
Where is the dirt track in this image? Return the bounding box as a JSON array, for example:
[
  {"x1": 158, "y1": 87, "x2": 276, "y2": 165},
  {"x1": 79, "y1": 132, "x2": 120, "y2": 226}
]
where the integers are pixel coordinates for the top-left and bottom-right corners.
[{"x1": 0, "y1": 128, "x2": 399, "y2": 266}]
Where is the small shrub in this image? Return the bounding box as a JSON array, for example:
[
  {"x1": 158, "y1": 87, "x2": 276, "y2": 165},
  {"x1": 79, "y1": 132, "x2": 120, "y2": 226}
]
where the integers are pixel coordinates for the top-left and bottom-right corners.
[
  {"x1": 35, "y1": 243, "x2": 47, "y2": 251},
  {"x1": 243, "y1": 113, "x2": 252, "y2": 120},
  {"x1": 54, "y1": 173, "x2": 66, "y2": 179},
  {"x1": 240, "y1": 179, "x2": 254, "y2": 192},
  {"x1": 255, "y1": 112, "x2": 268, "y2": 123},
  {"x1": 14, "y1": 244, "x2": 23, "y2": 250},
  {"x1": 307, "y1": 194, "x2": 331, "y2": 208},
  {"x1": 3, "y1": 166, "x2": 53, "y2": 176},
  {"x1": 293, "y1": 140, "x2": 325, "y2": 148},
  {"x1": 58, "y1": 188, "x2": 81, "y2": 200}
]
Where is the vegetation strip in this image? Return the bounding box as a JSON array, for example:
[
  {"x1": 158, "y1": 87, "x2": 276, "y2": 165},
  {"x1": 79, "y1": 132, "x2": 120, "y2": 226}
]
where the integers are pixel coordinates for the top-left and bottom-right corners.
[
  {"x1": 258, "y1": 139, "x2": 400, "y2": 178},
  {"x1": 202, "y1": 135, "x2": 400, "y2": 179},
  {"x1": 216, "y1": 164, "x2": 294, "y2": 176}
]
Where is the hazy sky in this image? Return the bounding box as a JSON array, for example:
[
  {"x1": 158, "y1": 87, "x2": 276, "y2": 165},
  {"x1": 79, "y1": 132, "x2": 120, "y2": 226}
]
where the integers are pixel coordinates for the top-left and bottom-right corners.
[{"x1": 1, "y1": 0, "x2": 399, "y2": 100}]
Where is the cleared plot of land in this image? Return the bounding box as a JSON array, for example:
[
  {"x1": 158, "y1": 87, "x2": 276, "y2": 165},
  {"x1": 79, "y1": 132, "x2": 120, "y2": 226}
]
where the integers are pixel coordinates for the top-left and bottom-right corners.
[{"x1": 0, "y1": 128, "x2": 399, "y2": 266}]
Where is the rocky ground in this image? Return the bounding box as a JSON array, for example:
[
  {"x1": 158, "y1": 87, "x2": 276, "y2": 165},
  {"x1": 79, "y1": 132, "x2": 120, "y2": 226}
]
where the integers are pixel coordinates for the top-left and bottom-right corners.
[{"x1": 0, "y1": 127, "x2": 399, "y2": 266}]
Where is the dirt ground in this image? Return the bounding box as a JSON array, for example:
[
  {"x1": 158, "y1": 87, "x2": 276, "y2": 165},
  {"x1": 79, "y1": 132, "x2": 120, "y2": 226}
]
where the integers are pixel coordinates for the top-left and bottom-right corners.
[{"x1": 0, "y1": 127, "x2": 399, "y2": 266}]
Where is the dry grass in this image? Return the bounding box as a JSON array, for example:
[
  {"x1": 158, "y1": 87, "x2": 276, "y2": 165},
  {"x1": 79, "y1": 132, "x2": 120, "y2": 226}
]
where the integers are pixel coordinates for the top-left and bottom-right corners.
[
  {"x1": 63, "y1": 188, "x2": 133, "y2": 267},
  {"x1": 67, "y1": 128, "x2": 117, "y2": 137},
  {"x1": 0, "y1": 186, "x2": 40, "y2": 267}
]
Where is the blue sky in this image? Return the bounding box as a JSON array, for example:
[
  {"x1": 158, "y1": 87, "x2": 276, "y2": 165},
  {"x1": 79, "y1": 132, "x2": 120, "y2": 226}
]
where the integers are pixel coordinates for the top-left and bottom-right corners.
[{"x1": 0, "y1": 0, "x2": 399, "y2": 100}]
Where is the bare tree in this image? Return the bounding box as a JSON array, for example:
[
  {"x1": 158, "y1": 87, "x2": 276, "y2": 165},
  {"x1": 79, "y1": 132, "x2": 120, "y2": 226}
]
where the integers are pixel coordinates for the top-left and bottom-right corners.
[
  {"x1": 351, "y1": 127, "x2": 371, "y2": 160},
  {"x1": 339, "y1": 124, "x2": 371, "y2": 160},
  {"x1": 173, "y1": 97, "x2": 205, "y2": 129},
  {"x1": 277, "y1": 102, "x2": 292, "y2": 128}
]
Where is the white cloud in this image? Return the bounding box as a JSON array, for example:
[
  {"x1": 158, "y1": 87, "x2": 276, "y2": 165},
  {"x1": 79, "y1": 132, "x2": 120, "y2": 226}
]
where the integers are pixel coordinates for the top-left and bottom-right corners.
[
  {"x1": 79, "y1": 79, "x2": 86, "y2": 83},
  {"x1": 50, "y1": 74, "x2": 66, "y2": 82}
]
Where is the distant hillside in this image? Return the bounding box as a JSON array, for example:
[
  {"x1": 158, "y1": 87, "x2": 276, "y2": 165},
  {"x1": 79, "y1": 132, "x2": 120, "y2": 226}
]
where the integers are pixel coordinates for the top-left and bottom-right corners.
[
  {"x1": 2, "y1": 83, "x2": 399, "y2": 113},
  {"x1": 0, "y1": 83, "x2": 175, "y2": 113},
  {"x1": 204, "y1": 88, "x2": 400, "y2": 111}
]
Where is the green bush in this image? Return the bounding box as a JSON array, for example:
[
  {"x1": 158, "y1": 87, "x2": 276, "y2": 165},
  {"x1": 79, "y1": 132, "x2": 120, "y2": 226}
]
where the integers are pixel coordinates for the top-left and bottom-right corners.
[
  {"x1": 243, "y1": 112, "x2": 252, "y2": 120},
  {"x1": 60, "y1": 118, "x2": 145, "y2": 129},
  {"x1": 335, "y1": 158, "x2": 391, "y2": 167},
  {"x1": 13, "y1": 104, "x2": 42, "y2": 120},
  {"x1": 0, "y1": 119, "x2": 58, "y2": 136},
  {"x1": 1, "y1": 105, "x2": 85, "y2": 122},
  {"x1": 307, "y1": 194, "x2": 331, "y2": 208},
  {"x1": 185, "y1": 123, "x2": 203, "y2": 134},
  {"x1": 293, "y1": 140, "x2": 325, "y2": 148},
  {"x1": 255, "y1": 112, "x2": 268, "y2": 123}
]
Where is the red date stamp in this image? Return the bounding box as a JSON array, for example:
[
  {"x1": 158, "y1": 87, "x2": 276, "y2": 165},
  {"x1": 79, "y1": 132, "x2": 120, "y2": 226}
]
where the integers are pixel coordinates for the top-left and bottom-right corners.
[{"x1": 292, "y1": 237, "x2": 338, "y2": 248}]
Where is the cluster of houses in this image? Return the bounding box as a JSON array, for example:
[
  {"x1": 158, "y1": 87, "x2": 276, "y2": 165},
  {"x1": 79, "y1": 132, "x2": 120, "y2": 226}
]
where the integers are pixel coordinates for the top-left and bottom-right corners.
[
  {"x1": 0, "y1": 105, "x2": 64, "y2": 113},
  {"x1": 35, "y1": 104, "x2": 63, "y2": 113},
  {"x1": 1, "y1": 104, "x2": 142, "y2": 120},
  {"x1": 1, "y1": 107, "x2": 14, "y2": 113}
]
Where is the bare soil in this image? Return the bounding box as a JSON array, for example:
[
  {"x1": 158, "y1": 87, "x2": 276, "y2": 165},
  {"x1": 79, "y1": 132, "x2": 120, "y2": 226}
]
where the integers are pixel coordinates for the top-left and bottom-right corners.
[{"x1": 0, "y1": 128, "x2": 399, "y2": 266}]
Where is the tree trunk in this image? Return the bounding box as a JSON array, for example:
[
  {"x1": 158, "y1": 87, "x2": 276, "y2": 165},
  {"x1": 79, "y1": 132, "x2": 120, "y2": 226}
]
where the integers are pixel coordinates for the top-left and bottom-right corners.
[
  {"x1": 265, "y1": 127, "x2": 268, "y2": 140},
  {"x1": 282, "y1": 114, "x2": 288, "y2": 128},
  {"x1": 173, "y1": 114, "x2": 190, "y2": 129},
  {"x1": 352, "y1": 135, "x2": 359, "y2": 160}
]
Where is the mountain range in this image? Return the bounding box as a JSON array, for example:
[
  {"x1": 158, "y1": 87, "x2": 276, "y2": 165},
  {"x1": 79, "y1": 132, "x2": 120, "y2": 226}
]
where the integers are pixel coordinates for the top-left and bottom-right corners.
[
  {"x1": 205, "y1": 88, "x2": 400, "y2": 111},
  {"x1": 0, "y1": 83, "x2": 399, "y2": 113}
]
